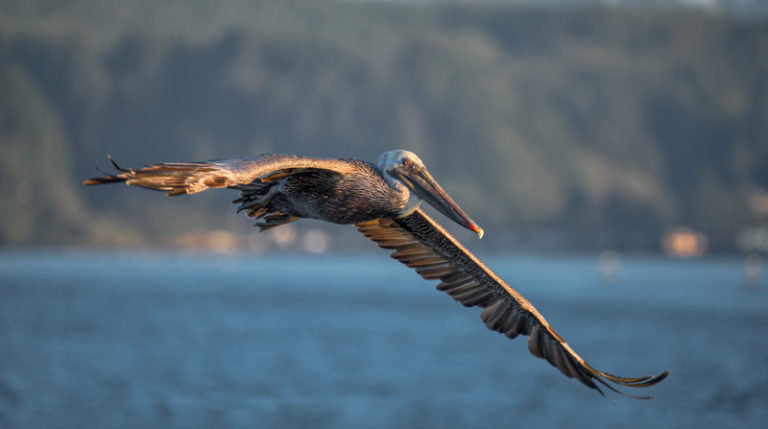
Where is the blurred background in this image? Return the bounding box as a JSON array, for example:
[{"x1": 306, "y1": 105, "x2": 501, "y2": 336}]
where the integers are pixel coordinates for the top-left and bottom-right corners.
[{"x1": 1, "y1": 0, "x2": 767, "y2": 428}]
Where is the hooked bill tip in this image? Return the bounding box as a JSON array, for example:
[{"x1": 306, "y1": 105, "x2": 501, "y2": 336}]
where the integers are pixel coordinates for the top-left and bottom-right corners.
[{"x1": 470, "y1": 223, "x2": 484, "y2": 239}]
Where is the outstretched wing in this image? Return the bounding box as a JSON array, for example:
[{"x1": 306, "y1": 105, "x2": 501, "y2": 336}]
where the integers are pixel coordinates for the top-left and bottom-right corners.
[
  {"x1": 356, "y1": 209, "x2": 668, "y2": 399},
  {"x1": 84, "y1": 154, "x2": 356, "y2": 196}
]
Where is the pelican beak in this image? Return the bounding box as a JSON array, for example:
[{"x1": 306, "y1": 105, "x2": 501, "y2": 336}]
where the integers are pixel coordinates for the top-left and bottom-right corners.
[{"x1": 395, "y1": 166, "x2": 484, "y2": 239}]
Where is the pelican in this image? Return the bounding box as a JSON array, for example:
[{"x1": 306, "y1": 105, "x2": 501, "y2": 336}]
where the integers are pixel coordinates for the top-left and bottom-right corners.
[{"x1": 84, "y1": 149, "x2": 668, "y2": 398}]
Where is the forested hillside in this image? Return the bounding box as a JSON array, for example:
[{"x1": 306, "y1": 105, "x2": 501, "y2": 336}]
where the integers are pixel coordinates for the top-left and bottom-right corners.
[{"x1": 1, "y1": 1, "x2": 766, "y2": 252}]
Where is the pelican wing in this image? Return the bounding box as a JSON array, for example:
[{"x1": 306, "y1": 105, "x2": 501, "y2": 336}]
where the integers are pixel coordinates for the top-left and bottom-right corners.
[
  {"x1": 84, "y1": 154, "x2": 356, "y2": 196},
  {"x1": 356, "y1": 209, "x2": 668, "y2": 398}
]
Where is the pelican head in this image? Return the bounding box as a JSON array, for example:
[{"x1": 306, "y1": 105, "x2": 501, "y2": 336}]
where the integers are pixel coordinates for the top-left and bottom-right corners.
[{"x1": 377, "y1": 149, "x2": 484, "y2": 239}]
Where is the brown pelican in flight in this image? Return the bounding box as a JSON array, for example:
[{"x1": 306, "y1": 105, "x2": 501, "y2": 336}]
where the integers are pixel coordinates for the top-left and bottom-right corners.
[{"x1": 85, "y1": 149, "x2": 668, "y2": 399}]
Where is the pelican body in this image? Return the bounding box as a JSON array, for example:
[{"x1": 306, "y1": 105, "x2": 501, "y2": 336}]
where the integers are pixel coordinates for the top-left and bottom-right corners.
[{"x1": 85, "y1": 149, "x2": 666, "y2": 399}]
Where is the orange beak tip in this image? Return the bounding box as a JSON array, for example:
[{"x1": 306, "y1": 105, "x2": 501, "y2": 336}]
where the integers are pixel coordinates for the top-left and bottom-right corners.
[{"x1": 472, "y1": 224, "x2": 484, "y2": 239}]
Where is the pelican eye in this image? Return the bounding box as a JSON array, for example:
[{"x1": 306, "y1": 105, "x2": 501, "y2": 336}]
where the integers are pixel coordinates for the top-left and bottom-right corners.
[{"x1": 403, "y1": 159, "x2": 413, "y2": 167}]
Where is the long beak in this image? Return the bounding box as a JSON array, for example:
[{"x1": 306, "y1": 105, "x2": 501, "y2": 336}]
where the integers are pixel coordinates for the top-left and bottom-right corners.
[{"x1": 396, "y1": 167, "x2": 484, "y2": 239}]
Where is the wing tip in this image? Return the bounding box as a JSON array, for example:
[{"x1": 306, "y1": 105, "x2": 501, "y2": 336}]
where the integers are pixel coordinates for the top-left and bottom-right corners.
[
  {"x1": 589, "y1": 369, "x2": 669, "y2": 400},
  {"x1": 598, "y1": 369, "x2": 670, "y2": 388},
  {"x1": 83, "y1": 176, "x2": 126, "y2": 186},
  {"x1": 84, "y1": 155, "x2": 131, "y2": 186}
]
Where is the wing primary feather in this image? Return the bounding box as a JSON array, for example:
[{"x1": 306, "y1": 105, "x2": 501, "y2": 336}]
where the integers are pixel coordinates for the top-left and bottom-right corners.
[
  {"x1": 440, "y1": 271, "x2": 473, "y2": 284},
  {"x1": 550, "y1": 346, "x2": 574, "y2": 378},
  {"x1": 405, "y1": 256, "x2": 448, "y2": 267},
  {"x1": 527, "y1": 325, "x2": 543, "y2": 358},
  {"x1": 415, "y1": 265, "x2": 454, "y2": 279},
  {"x1": 393, "y1": 245, "x2": 435, "y2": 257},
  {"x1": 438, "y1": 281, "x2": 475, "y2": 292},
  {"x1": 502, "y1": 312, "x2": 527, "y2": 339},
  {"x1": 482, "y1": 300, "x2": 514, "y2": 332},
  {"x1": 479, "y1": 299, "x2": 505, "y2": 324},
  {"x1": 453, "y1": 288, "x2": 496, "y2": 307}
]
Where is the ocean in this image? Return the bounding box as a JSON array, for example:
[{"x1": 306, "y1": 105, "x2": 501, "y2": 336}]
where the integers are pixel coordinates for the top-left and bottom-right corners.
[{"x1": 1, "y1": 250, "x2": 766, "y2": 428}]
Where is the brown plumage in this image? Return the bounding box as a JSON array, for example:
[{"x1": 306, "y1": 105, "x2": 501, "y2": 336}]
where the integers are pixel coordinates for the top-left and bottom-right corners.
[
  {"x1": 85, "y1": 154, "x2": 408, "y2": 227},
  {"x1": 85, "y1": 150, "x2": 668, "y2": 398}
]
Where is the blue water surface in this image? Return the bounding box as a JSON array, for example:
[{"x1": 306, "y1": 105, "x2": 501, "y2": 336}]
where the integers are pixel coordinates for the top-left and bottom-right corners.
[{"x1": 0, "y1": 250, "x2": 766, "y2": 428}]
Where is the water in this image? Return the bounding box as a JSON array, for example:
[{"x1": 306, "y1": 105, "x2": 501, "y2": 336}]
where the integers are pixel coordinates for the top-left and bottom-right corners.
[{"x1": 0, "y1": 250, "x2": 766, "y2": 428}]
